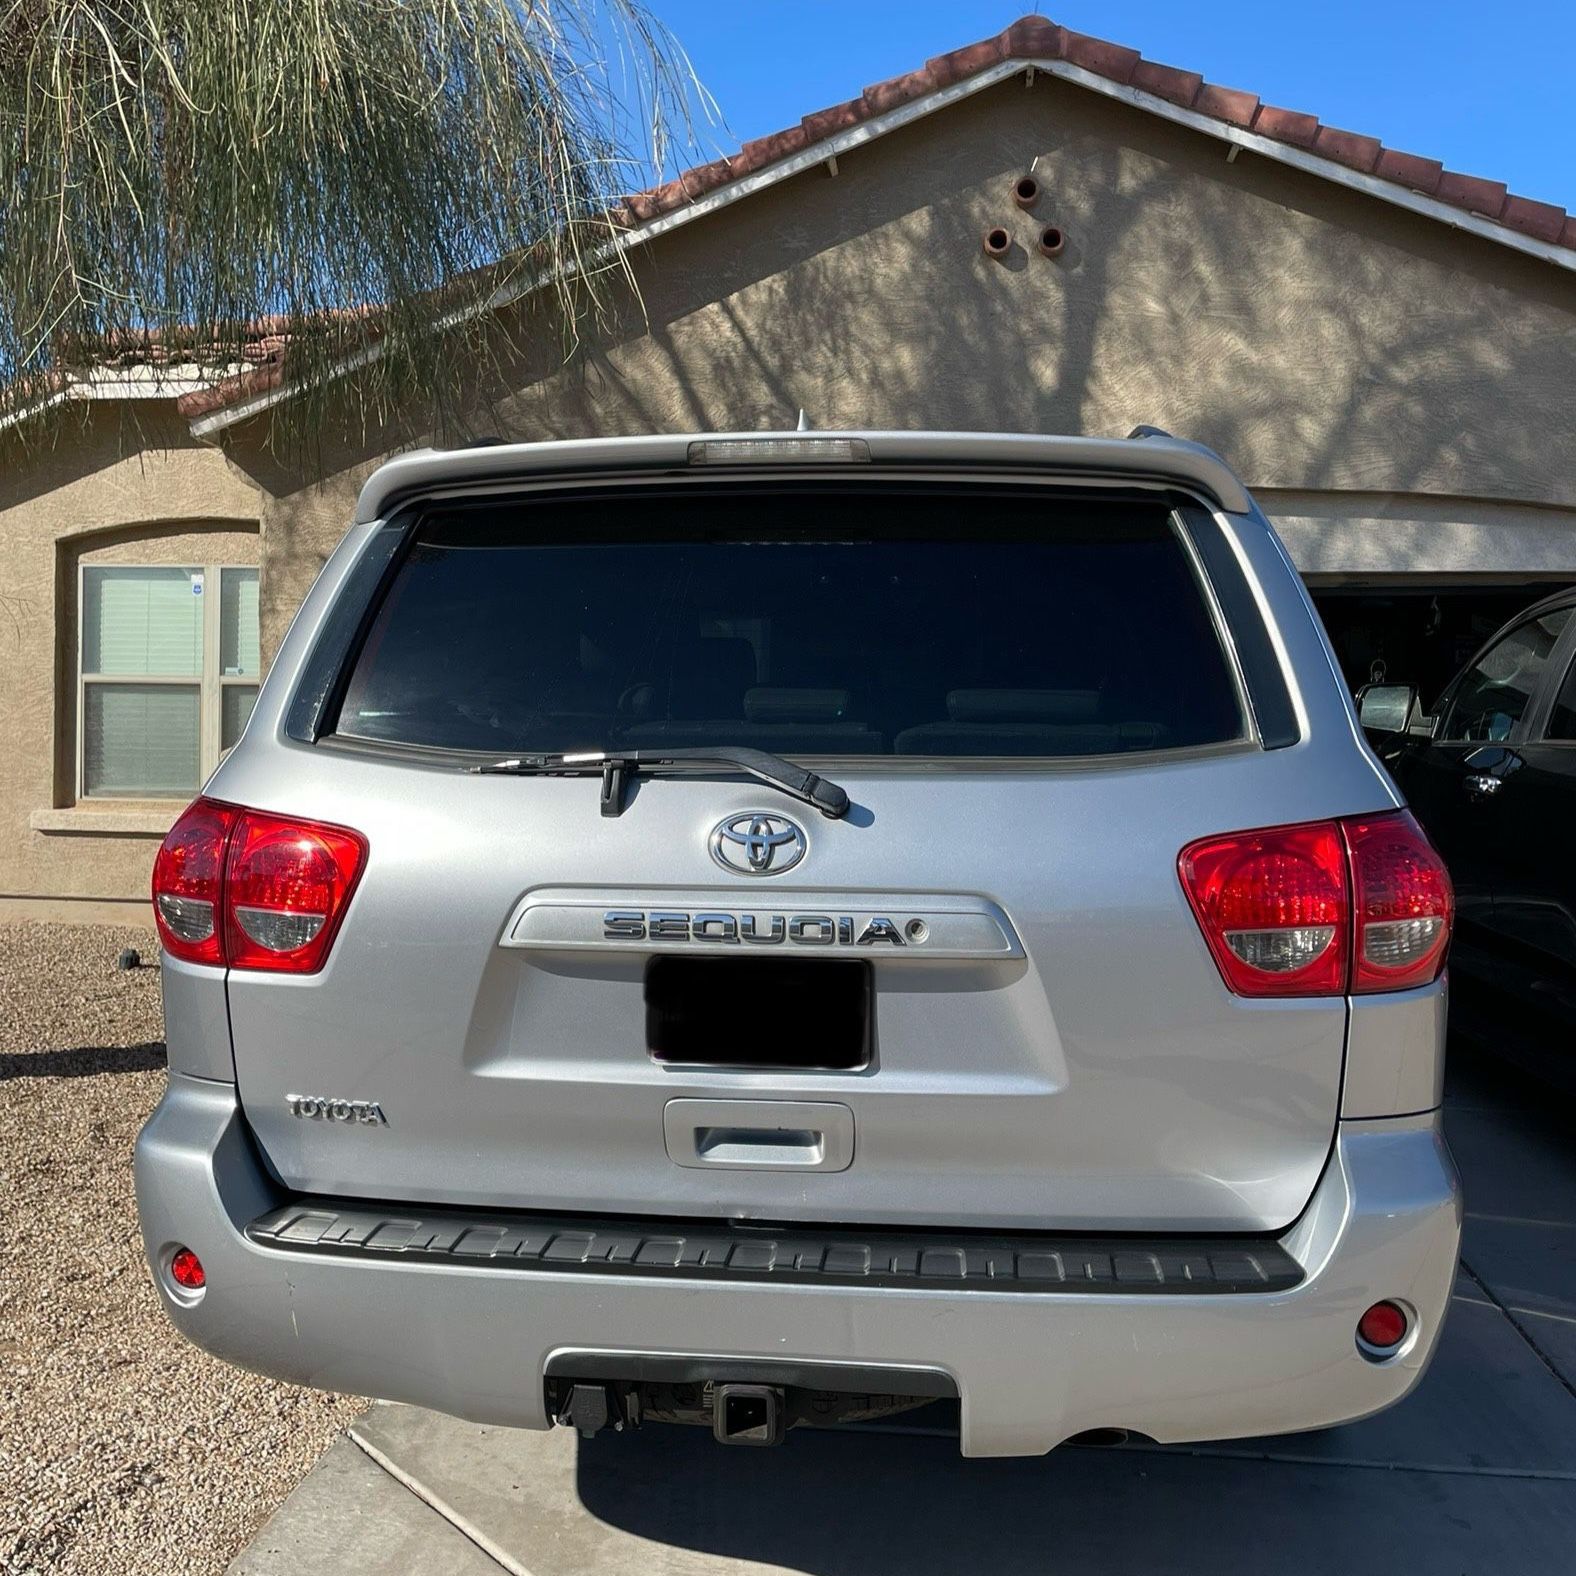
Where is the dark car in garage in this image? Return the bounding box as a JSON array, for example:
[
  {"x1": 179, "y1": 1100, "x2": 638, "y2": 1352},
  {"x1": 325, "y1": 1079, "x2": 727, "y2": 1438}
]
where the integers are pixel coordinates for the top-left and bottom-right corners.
[{"x1": 1361, "y1": 589, "x2": 1576, "y2": 1088}]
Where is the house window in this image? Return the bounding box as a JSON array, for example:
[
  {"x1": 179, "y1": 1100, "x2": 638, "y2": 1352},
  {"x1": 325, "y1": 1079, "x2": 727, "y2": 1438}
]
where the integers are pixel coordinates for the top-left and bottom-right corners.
[{"x1": 79, "y1": 564, "x2": 260, "y2": 799}]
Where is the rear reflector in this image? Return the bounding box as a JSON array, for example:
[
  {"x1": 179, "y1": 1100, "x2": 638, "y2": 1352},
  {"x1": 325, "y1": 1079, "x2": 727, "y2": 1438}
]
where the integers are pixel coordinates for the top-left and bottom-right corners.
[
  {"x1": 1179, "y1": 811, "x2": 1452, "y2": 998},
  {"x1": 169, "y1": 1246, "x2": 206, "y2": 1290},
  {"x1": 1357, "y1": 1300, "x2": 1408, "y2": 1352},
  {"x1": 151, "y1": 798, "x2": 367, "y2": 973}
]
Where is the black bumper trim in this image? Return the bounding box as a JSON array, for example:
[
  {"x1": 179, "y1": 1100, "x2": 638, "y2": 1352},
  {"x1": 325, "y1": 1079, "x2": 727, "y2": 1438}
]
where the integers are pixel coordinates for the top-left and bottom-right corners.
[{"x1": 245, "y1": 1200, "x2": 1302, "y2": 1295}]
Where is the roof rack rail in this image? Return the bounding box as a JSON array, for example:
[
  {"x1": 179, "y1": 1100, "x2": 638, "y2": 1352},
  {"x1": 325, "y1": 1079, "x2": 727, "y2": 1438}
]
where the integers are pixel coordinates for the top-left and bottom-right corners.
[{"x1": 1126, "y1": 425, "x2": 1173, "y2": 441}]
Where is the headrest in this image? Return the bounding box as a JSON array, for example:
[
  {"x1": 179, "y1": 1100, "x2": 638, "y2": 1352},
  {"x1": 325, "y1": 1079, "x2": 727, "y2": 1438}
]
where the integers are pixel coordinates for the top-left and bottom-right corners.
[
  {"x1": 945, "y1": 689, "x2": 1100, "y2": 723},
  {"x1": 743, "y1": 687, "x2": 851, "y2": 723}
]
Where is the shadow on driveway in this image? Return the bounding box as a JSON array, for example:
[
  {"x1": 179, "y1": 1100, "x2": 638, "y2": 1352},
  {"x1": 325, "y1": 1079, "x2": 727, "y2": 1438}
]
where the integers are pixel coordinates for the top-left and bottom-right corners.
[{"x1": 0, "y1": 1042, "x2": 166, "y2": 1080}]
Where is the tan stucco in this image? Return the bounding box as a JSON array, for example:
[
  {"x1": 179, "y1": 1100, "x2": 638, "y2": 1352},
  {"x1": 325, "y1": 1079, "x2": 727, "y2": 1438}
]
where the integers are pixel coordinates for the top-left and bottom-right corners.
[
  {"x1": 3, "y1": 74, "x2": 1575, "y2": 916},
  {"x1": 0, "y1": 408, "x2": 260, "y2": 914}
]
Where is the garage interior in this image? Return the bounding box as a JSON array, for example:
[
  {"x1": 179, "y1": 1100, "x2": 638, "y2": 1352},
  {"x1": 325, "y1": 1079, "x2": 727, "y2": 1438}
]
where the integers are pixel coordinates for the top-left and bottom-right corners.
[{"x1": 1308, "y1": 580, "x2": 1576, "y2": 708}]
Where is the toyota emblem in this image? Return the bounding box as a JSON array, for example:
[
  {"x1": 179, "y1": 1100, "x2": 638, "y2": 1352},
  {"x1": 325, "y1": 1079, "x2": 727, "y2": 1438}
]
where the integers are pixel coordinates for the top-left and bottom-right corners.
[{"x1": 709, "y1": 812, "x2": 808, "y2": 877}]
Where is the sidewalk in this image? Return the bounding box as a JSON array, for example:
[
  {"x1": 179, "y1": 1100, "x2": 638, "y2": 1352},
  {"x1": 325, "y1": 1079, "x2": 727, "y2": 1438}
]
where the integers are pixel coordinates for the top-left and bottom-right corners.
[{"x1": 231, "y1": 1050, "x2": 1576, "y2": 1575}]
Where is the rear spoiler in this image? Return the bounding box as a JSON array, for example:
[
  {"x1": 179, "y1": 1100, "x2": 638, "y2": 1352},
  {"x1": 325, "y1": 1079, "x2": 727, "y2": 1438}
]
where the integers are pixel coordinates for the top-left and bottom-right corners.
[{"x1": 355, "y1": 429, "x2": 1253, "y2": 523}]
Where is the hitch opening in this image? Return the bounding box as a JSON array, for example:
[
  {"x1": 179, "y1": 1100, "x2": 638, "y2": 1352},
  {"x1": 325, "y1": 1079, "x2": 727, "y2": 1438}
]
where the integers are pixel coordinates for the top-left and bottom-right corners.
[{"x1": 713, "y1": 1383, "x2": 784, "y2": 1447}]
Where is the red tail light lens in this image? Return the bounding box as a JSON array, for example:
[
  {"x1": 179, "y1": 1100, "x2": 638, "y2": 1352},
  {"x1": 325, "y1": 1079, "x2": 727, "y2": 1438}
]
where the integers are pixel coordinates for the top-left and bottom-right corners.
[
  {"x1": 1180, "y1": 810, "x2": 1452, "y2": 998},
  {"x1": 1179, "y1": 821, "x2": 1349, "y2": 996},
  {"x1": 151, "y1": 798, "x2": 367, "y2": 974},
  {"x1": 151, "y1": 800, "x2": 239, "y2": 965},
  {"x1": 1345, "y1": 811, "x2": 1453, "y2": 993},
  {"x1": 224, "y1": 810, "x2": 367, "y2": 972}
]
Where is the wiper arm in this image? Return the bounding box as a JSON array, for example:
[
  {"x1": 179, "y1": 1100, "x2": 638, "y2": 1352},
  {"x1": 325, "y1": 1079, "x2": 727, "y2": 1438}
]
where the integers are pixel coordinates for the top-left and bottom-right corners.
[{"x1": 469, "y1": 746, "x2": 851, "y2": 821}]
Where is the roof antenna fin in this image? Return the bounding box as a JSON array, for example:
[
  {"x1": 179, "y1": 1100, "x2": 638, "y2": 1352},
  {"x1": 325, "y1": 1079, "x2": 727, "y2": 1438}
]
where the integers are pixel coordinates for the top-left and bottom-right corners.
[{"x1": 796, "y1": 409, "x2": 812, "y2": 431}]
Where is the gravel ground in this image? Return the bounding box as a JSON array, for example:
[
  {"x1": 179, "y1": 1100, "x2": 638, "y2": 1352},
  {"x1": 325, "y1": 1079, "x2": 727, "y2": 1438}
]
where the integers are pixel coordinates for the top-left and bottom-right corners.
[{"x1": 0, "y1": 923, "x2": 363, "y2": 1576}]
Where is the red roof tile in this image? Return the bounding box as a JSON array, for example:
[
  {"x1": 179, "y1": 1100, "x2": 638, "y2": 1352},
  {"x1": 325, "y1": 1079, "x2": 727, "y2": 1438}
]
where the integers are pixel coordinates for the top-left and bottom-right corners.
[
  {"x1": 801, "y1": 96, "x2": 866, "y2": 143},
  {"x1": 1061, "y1": 29, "x2": 1141, "y2": 83},
  {"x1": 1194, "y1": 82, "x2": 1260, "y2": 128},
  {"x1": 862, "y1": 67, "x2": 936, "y2": 117},
  {"x1": 1312, "y1": 125, "x2": 1383, "y2": 174},
  {"x1": 1436, "y1": 170, "x2": 1510, "y2": 217},
  {"x1": 1374, "y1": 148, "x2": 1445, "y2": 194},
  {"x1": 1501, "y1": 195, "x2": 1566, "y2": 244},
  {"x1": 925, "y1": 38, "x2": 1006, "y2": 89},
  {"x1": 1131, "y1": 60, "x2": 1203, "y2": 109},
  {"x1": 1252, "y1": 105, "x2": 1320, "y2": 149}
]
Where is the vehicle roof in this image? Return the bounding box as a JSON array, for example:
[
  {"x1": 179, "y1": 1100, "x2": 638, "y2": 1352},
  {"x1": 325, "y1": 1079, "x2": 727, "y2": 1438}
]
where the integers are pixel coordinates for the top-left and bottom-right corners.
[
  {"x1": 1507, "y1": 585, "x2": 1576, "y2": 618},
  {"x1": 1460, "y1": 584, "x2": 1576, "y2": 665},
  {"x1": 354, "y1": 430, "x2": 1254, "y2": 524}
]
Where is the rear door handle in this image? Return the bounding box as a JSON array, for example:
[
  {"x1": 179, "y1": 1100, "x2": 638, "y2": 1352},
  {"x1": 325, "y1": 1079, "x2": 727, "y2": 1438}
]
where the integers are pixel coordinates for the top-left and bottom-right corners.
[
  {"x1": 1464, "y1": 773, "x2": 1503, "y2": 798},
  {"x1": 696, "y1": 1127, "x2": 825, "y2": 1166},
  {"x1": 663, "y1": 1099, "x2": 854, "y2": 1172}
]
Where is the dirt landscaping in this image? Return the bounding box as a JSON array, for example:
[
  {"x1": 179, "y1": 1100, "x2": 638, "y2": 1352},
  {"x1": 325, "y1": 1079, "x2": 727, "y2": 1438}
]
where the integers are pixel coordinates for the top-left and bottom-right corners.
[{"x1": 0, "y1": 923, "x2": 363, "y2": 1576}]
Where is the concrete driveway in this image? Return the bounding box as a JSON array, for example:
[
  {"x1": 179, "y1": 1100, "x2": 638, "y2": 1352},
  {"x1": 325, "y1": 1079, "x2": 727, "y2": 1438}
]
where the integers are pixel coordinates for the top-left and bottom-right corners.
[{"x1": 232, "y1": 1047, "x2": 1576, "y2": 1575}]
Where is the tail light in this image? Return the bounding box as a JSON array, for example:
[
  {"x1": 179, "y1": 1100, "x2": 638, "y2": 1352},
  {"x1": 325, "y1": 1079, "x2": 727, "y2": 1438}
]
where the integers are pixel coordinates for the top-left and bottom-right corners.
[
  {"x1": 1179, "y1": 810, "x2": 1451, "y2": 998},
  {"x1": 152, "y1": 798, "x2": 367, "y2": 974},
  {"x1": 1343, "y1": 813, "x2": 1454, "y2": 992},
  {"x1": 150, "y1": 801, "x2": 238, "y2": 966}
]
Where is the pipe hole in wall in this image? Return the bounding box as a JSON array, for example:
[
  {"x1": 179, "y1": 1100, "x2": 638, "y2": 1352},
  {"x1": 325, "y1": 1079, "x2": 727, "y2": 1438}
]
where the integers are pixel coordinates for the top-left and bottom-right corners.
[
  {"x1": 982, "y1": 226, "x2": 1012, "y2": 260},
  {"x1": 1013, "y1": 174, "x2": 1040, "y2": 209},
  {"x1": 1038, "y1": 225, "x2": 1066, "y2": 258}
]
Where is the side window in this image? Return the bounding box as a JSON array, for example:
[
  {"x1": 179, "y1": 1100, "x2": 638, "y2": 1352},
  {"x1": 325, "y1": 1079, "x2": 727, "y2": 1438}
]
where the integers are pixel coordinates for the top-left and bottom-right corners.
[
  {"x1": 79, "y1": 565, "x2": 260, "y2": 798},
  {"x1": 1437, "y1": 608, "x2": 1571, "y2": 743},
  {"x1": 1547, "y1": 649, "x2": 1576, "y2": 741}
]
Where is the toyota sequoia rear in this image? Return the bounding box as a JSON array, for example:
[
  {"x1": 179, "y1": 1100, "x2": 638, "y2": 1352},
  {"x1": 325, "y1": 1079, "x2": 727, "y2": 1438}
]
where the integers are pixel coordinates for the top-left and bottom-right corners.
[{"x1": 134, "y1": 431, "x2": 1461, "y2": 1456}]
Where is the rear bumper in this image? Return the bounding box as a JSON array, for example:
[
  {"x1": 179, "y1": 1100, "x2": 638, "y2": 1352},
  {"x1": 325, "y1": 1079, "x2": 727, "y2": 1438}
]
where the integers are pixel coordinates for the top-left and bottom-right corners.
[{"x1": 135, "y1": 1075, "x2": 1461, "y2": 1457}]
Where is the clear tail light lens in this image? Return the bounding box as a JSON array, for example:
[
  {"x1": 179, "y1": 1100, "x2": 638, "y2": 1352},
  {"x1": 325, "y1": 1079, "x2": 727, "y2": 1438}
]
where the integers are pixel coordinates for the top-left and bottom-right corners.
[
  {"x1": 151, "y1": 798, "x2": 367, "y2": 974},
  {"x1": 1344, "y1": 811, "x2": 1453, "y2": 993},
  {"x1": 1178, "y1": 821, "x2": 1348, "y2": 996},
  {"x1": 1180, "y1": 811, "x2": 1452, "y2": 998}
]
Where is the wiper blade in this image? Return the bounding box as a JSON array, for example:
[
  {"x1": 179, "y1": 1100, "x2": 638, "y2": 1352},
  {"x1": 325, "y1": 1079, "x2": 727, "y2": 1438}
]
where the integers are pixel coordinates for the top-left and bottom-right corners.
[{"x1": 469, "y1": 746, "x2": 851, "y2": 821}]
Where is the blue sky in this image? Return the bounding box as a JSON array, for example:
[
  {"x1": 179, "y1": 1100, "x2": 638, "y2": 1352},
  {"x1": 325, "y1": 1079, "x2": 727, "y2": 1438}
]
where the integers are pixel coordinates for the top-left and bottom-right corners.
[{"x1": 654, "y1": 1, "x2": 1576, "y2": 210}]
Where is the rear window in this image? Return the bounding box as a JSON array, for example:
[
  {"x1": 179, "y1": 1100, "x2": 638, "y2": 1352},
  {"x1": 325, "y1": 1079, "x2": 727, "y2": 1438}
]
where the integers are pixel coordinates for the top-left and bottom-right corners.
[{"x1": 334, "y1": 489, "x2": 1245, "y2": 759}]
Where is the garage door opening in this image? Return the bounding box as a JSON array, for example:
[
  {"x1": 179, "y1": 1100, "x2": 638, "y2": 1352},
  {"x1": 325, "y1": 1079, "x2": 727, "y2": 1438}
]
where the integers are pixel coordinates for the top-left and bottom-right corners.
[{"x1": 1309, "y1": 582, "x2": 1575, "y2": 709}]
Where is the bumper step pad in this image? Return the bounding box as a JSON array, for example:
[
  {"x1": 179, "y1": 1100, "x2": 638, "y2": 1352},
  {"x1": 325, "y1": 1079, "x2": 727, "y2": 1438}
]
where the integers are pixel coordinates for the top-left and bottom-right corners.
[{"x1": 246, "y1": 1201, "x2": 1302, "y2": 1294}]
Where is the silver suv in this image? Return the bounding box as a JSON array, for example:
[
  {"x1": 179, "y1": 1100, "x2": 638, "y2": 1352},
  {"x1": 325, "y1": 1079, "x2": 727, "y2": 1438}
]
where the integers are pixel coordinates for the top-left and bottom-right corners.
[{"x1": 135, "y1": 431, "x2": 1461, "y2": 1456}]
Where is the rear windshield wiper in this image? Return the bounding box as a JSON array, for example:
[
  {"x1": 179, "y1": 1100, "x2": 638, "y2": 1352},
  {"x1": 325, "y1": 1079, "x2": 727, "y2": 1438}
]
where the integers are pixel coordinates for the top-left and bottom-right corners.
[{"x1": 468, "y1": 746, "x2": 851, "y2": 821}]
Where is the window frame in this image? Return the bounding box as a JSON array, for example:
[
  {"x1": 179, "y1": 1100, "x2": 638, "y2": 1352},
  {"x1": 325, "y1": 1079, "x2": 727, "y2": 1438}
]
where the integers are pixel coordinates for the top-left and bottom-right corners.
[
  {"x1": 309, "y1": 483, "x2": 1259, "y2": 767},
  {"x1": 1530, "y1": 604, "x2": 1576, "y2": 744},
  {"x1": 76, "y1": 560, "x2": 260, "y2": 801},
  {"x1": 1433, "y1": 604, "x2": 1575, "y2": 747}
]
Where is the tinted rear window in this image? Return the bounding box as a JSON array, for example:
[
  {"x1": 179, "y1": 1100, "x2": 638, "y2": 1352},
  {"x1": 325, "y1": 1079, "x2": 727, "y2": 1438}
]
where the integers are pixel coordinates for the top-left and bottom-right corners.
[{"x1": 334, "y1": 489, "x2": 1244, "y2": 759}]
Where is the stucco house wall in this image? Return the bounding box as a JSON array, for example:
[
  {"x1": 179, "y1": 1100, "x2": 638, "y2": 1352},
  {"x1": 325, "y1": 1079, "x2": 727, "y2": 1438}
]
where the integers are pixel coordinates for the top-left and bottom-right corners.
[
  {"x1": 0, "y1": 410, "x2": 261, "y2": 919},
  {"x1": 3, "y1": 73, "x2": 1575, "y2": 917}
]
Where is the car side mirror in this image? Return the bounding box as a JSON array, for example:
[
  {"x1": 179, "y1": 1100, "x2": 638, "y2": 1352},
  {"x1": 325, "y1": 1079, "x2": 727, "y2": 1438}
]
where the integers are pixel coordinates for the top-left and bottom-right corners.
[{"x1": 1357, "y1": 684, "x2": 1418, "y2": 735}]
